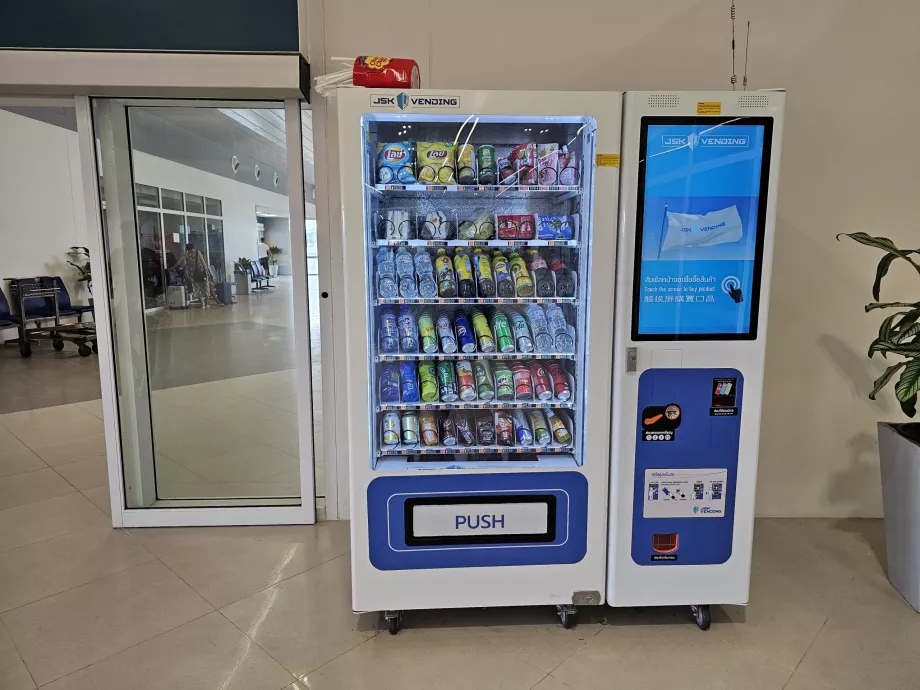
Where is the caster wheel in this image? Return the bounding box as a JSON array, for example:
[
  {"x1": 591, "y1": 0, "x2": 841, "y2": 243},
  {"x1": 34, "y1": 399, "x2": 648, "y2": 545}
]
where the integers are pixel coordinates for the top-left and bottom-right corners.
[
  {"x1": 19, "y1": 342, "x2": 32, "y2": 358},
  {"x1": 557, "y1": 604, "x2": 577, "y2": 630},
  {"x1": 385, "y1": 611, "x2": 402, "y2": 635},
  {"x1": 91, "y1": 341, "x2": 98, "y2": 353},
  {"x1": 691, "y1": 605, "x2": 711, "y2": 631},
  {"x1": 78, "y1": 344, "x2": 92, "y2": 357},
  {"x1": 52, "y1": 339, "x2": 64, "y2": 351}
]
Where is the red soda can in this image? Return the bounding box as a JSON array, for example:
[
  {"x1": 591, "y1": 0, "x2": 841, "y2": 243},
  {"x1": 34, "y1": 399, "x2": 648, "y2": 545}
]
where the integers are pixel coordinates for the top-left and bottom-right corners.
[
  {"x1": 495, "y1": 411, "x2": 514, "y2": 446},
  {"x1": 352, "y1": 57, "x2": 420, "y2": 89},
  {"x1": 511, "y1": 362, "x2": 533, "y2": 400},
  {"x1": 527, "y1": 361, "x2": 552, "y2": 401},
  {"x1": 545, "y1": 361, "x2": 571, "y2": 401}
]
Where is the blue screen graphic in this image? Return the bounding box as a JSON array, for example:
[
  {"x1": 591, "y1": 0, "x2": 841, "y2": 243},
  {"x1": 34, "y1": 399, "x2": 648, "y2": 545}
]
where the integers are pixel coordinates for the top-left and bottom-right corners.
[{"x1": 636, "y1": 122, "x2": 768, "y2": 337}]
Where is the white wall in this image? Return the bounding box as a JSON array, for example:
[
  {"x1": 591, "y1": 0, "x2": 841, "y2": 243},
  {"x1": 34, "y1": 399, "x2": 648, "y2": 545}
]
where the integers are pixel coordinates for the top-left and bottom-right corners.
[
  {"x1": 262, "y1": 217, "x2": 293, "y2": 275},
  {"x1": 311, "y1": 0, "x2": 920, "y2": 517}
]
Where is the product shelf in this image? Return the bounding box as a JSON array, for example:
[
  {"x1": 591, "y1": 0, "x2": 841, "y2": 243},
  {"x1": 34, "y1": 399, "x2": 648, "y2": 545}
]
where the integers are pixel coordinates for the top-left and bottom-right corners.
[
  {"x1": 375, "y1": 352, "x2": 576, "y2": 362},
  {"x1": 375, "y1": 297, "x2": 577, "y2": 306},
  {"x1": 372, "y1": 183, "x2": 581, "y2": 201},
  {"x1": 377, "y1": 400, "x2": 575, "y2": 412},
  {"x1": 375, "y1": 454, "x2": 579, "y2": 471},
  {"x1": 377, "y1": 442, "x2": 573, "y2": 456},
  {"x1": 372, "y1": 239, "x2": 579, "y2": 248}
]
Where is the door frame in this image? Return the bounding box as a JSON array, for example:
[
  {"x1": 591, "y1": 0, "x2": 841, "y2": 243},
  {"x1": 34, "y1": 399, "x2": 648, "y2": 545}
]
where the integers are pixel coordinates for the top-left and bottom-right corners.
[{"x1": 76, "y1": 95, "x2": 323, "y2": 526}]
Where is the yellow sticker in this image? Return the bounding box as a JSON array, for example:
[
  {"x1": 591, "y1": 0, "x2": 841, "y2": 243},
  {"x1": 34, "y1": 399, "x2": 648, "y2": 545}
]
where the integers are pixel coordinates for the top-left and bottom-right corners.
[
  {"x1": 697, "y1": 101, "x2": 722, "y2": 115},
  {"x1": 595, "y1": 153, "x2": 620, "y2": 167}
]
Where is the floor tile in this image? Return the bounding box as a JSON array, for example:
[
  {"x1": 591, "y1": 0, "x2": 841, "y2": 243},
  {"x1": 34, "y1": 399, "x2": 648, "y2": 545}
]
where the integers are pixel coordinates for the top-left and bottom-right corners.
[
  {"x1": 144, "y1": 521, "x2": 350, "y2": 608},
  {"x1": 0, "y1": 493, "x2": 109, "y2": 552},
  {"x1": 221, "y1": 555, "x2": 376, "y2": 678},
  {"x1": 0, "y1": 468, "x2": 75, "y2": 510},
  {"x1": 75, "y1": 399, "x2": 104, "y2": 419},
  {"x1": 42, "y1": 612, "x2": 295, "y2": 690},
  {"x1": 5, "y1": 417, "x2": 104, "y2": 448},
  {"x1": 0, "y1": 448, "x2": 46, "y2": 478},
  {"x1": 52, "y1": 456, "x2": 108, "y2": 490},
  {"x1": 0, "y1": 658, "x2": 35, "y2": 689},
  {"x1": 533, "y1": 677, "x2": 572, "y2": 690},
  {"x1": 0, "y1": 428, "x2": 28, "y2": 454},
  {"x1": 0, "y1": 527, "x2": 154, "y2": 612},
  {"x1": 782, "y1": 673, "x2": 836, "y2": 690},
  {"x1": 27, "y1": 434, "x2": 107, "y2": 467},
  {"x1": 1, "y1": 560, "x2": 213, "y2": 685},
  {"x1": 80, "y1": 486, "x2": 112, "y2": 516}
]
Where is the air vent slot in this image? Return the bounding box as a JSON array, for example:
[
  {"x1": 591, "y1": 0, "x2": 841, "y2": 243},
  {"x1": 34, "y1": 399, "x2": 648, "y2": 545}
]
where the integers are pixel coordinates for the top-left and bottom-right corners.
[
  {"x1": 648, "y1": 94, "x2": 679, "y2": 108},
  {"x1": 737, "y1": 94, "x2": 770, "y2": 108}
]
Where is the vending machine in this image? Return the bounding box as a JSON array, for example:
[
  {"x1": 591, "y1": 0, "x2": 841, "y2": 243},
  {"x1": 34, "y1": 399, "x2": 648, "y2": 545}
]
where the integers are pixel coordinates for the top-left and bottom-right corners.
[
  {"x1": 607, "y1": 91, "x2": 785, "y2": 629},
  {"x1": 337, "y1": 88, "x2": 621, "y2": 631}
]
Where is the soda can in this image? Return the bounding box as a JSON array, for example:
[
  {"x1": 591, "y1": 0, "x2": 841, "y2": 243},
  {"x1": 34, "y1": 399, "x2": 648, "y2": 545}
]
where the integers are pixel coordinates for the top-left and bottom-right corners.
[
  {"x1": 455, "y1": 360, "x2": 477, "y2": 401},
  {"x1": 477, "y1": 145, "x2": 497, "y2": 185},
  {"x1": 420, "y1": 411, "x2": 439, "y2": 446},
  {"x1": 470, "y1": 309, "x2": 495, "y2": 352},
  {"x1": 512, "y1": 410, "x2": 534, "y2": 446},
  {"x1": 495, "y1": 411, "x2": 514, "y2": 446},
  {"x1": 436, "y1": 313, "x2": 458, "y2": 353},
  {"x1": 508, "y1": 311, "x2": 534, "y2": 353},
  {"x1": 490, "y1": 311, "x2": 515, "y2": 353},
  {"x1": 545, "y1": 361, "x2": 571, "y2": 401},
  {"x1": 526, "y1": 409, "x2": 551, "y2": 447},
  {"x1": 418, "y1": 361, "x2": 438, "y2": 402},
  {"x1": 418, "y1": 311, "x2": 437, "y2": 354},
  {"x1": 379, "y1": 362, "x2": 400, "y2": 403},
  {"x1": 379, "y1": 309, "x2": 398, "y2": 353},
  {"x1": 381, "y1": 412, "x2": 400, "y2": 446},
  {"x1": 511, "y1": 362, "x2": 533, "y2": 400},
  {"x1": 544, "y1": 408, "x2": 572, "y2": 445},
  {"x1": 475, "y1": 411, "x2": 495, "y2": 445},
  {"x1": 493, "y1": 363, "x2": 514, "y2": 400},
  {"x1": 472, "y1": 360, "x2": 494, "y2": 400},
  {"x1": 454, "y1": 311, "x2": 476, "y2": 353},
  {"x1": 397, "y1": 306, "x2": 418, "y2": 353},
  {"x1": 401, "y1": 411, "x2": 419, "y2": 446},
  {"x1": 455, "y1": 413, "x2": 475, "y2": 446},
  {"x1": 440, "y1": 415, "x2": 458, "y2": 446},
  {"x1": 437, "y1": 361, "x2": 458, "y2": 402},
  {"x1": 527, "y1": 361, "x2": 552, "y2": 401},
  {"x1": 400, "y1": 361, "x2": 419, "y2": 402}
]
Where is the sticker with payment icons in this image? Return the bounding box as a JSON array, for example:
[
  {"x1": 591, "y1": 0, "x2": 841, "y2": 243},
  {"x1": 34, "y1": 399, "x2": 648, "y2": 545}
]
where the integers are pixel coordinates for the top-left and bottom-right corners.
[{"x1": 641, "y1": 403, "x2": 681, "y2": 442}]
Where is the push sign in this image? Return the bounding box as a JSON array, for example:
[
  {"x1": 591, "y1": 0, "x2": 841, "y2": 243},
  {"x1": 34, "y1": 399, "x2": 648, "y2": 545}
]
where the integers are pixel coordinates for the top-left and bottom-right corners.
[{"x1": 412, "y1": 501, "x2": 549, "y2": 538}]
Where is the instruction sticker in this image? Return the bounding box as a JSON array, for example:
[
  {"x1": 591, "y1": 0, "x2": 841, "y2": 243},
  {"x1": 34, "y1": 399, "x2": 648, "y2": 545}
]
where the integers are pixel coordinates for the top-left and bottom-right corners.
[
  {"x1": 644, "y1": 468, "x2": 727, "y2": 518},
  {"x1": 696, "y1": 101, "x2": 722, "y2": 115},
  {"x1": 595, "y1": 153, "x2": 620, "y2": 167}
]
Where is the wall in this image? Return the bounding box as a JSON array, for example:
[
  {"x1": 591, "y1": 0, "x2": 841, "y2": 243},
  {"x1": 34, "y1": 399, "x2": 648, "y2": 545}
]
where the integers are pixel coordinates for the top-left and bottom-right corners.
[
  {"x1": 312, "y1": 0, "x2": 920, "y2": 517},
  {"x1": 0, "y1": 108, "x2": 88, "y2": 339},
  {"x1": 262, "y1": 217, "x2": 293, "y2": 275}
]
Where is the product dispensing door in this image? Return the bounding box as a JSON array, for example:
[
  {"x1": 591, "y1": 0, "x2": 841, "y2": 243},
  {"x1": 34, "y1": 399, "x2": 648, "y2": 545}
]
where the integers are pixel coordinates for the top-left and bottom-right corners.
[{"x1": 607, "y1": 91, "x2": 785, "y2": 627}]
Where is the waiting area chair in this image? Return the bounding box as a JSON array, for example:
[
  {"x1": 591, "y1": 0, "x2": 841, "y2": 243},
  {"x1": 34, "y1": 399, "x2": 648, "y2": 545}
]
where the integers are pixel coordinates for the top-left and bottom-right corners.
[
  {"x1": 249, "y1": 260, "x2": 275, "y2": 290},
  {"x1": 0, "y1": 288, "x2": 19, "y2": 328},
  {"x1": 40, "y1": 277, "x2": 94, "y2": 322}
]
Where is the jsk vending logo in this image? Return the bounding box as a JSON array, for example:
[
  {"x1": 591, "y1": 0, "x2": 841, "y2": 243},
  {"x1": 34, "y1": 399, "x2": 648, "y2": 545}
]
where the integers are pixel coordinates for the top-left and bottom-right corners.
[{"x1": 370, "y1": 93, "x2": 460, "y2": 110}]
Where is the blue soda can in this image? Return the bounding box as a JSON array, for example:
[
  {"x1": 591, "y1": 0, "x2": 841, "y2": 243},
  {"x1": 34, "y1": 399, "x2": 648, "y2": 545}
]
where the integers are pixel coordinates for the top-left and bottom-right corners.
[
  {"x1": 379, "y1": 308, "x2": 398, "y2": 353},
  {"x1": 400, "y1": 361, "x2": 419, "y2": 402},
  {"x1": 379, "y1": 362, "x2": 400, "y2": 403},
  {"x1": 398, "y1": 305, "x2": 419, "y2": 353},
  {"x1": 454, "y1": 311, "x2": 476, "y2": 353}
]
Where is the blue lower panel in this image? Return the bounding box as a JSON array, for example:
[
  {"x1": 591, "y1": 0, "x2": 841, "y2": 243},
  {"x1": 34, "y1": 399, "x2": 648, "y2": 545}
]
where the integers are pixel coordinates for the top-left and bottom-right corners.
[{"x1": 368, "y1": 472, "x2": 588, "y2": 571}]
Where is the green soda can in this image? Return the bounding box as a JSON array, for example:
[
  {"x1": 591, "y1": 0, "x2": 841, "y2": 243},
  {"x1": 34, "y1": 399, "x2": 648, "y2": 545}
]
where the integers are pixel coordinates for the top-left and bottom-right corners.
[
  {"x1": 437, "y1": 361, "x2": 458, "y2": 402},
  {"x1": 526, "y1": 408, "x2": 551, "y2": 447},
  {"x1": 472, "y1": 360, "x2": 494, "y2": 400},
  {"x1": 493, "y1": 362, "x2": 514, "y2": 400},
  {"x1": 490, "y1": 310, "x2": 514, "y2": 353},
  {"x1": 470, "y1": 309, "x2": 495, "y2": 353},
  {"x1": 477, "y1": 145, "x2": 497, "y2": 185},
  {"x1": 418, "y1": 361, "x2": 438, "y2": 402},
  {"x1": 418, "y1": 311, "x2": 437, "y2": 354}
]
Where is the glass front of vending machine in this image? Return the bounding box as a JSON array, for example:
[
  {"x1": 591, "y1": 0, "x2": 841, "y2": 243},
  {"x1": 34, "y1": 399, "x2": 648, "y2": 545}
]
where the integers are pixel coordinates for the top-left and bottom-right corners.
[{"x1": 337, "y1": 89, "x2": 620, "y2": 630}]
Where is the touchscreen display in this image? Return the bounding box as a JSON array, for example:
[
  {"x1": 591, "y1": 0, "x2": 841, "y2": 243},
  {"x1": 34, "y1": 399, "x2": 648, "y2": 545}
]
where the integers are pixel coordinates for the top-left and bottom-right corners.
[{"x1": 632, "y1": 117, "x2": 773, "y2": 340}]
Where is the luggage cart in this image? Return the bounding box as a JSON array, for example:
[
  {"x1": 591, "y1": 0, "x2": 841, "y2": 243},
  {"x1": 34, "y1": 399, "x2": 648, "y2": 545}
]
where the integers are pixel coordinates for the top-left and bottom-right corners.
[{"x1": 7, "y1": 278, "x2": 97, "y2": 358}]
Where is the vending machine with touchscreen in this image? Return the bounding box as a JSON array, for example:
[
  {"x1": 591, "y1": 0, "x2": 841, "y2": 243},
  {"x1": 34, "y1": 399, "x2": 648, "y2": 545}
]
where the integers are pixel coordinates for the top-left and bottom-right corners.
[{"x1": 607, "y1": 91, "x2": 785, "y2": 629}]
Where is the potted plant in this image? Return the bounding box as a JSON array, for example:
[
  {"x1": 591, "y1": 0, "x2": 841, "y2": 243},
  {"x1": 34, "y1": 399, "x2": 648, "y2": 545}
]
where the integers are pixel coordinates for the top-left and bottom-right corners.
[
  {"x1": 234, "y1": 257, "x2": 253, "y2": 296},
  {"x1": 66, "y1": 246, "x2": 92, "y2": 302},
  {"x1": 268, "y1": 245, "x2": 283, "y2": 277},
  {"x1": 842, "y1": 231, "x2": 920, "y2": 612}
]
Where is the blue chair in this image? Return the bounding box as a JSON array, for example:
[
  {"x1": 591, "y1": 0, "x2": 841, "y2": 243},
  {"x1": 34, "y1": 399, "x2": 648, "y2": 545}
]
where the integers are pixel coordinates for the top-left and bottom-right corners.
[
  {"x1": 0, "y1": 287, "x2": 19, "y2": 328},
  {"x1": 41, "y1": 277, "x2": 94, "y2": 322},
  {"x1": 13, "y1": 278, "x2": 56, "y2": 321}
]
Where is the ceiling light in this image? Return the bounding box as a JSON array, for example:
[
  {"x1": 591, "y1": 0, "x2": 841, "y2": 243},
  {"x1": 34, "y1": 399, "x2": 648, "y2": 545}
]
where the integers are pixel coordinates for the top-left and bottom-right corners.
[{"x1": 254, "y1": 164, "x2": 261, "y2": 181}]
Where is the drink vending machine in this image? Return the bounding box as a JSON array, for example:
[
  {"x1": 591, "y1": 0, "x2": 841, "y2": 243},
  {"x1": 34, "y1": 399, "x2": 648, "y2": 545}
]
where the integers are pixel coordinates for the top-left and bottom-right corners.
[
  {"x1": 337, "y1": 88, "x2": 621, "y2": 632},
  {"x1": 607, "y1": 91, "x2": 786, "y2": 629}
]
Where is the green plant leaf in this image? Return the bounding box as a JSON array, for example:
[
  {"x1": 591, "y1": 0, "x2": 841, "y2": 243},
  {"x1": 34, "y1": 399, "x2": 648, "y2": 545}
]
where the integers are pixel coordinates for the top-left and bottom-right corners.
[
  {"x1": 901, "y1": 396, "x2": 917, "y2": 418},
  {"x1": 895, "y1": 359, "x2": 920, "y2": 402},
  {"x1": 869, "y1": 362, "x2": 905, "y2": 400},
  {"x1": 871, "y1": 249, "x2": 920, "y2": 301},
  {"x1": 892, "y1": 323, "x2": 920, "y2": 344},
  {"x1": 839, "y1": 232, "x2": 920, "y2": 274},
  {"x1": 865, "y1": 302, "x2": 920, "y2": 312}
]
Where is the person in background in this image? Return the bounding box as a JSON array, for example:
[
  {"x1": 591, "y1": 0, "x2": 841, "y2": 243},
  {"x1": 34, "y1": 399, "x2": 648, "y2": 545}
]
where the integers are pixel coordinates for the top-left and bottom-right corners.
[
  {"x1": 258, "y1": 237, "x2": 272, "y2": 272},
  {"x1": 176, "y1": 242, "x2": 222, "y2": 307}
]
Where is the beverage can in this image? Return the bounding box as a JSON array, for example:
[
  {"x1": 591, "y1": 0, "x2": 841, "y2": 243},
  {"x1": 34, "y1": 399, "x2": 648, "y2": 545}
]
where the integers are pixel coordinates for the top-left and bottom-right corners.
[
  {"x1": 378, "y1": 308, "x2": 398, "y2": 353},
  {"x1": 379, "y1": 362, "x2": 400, "y2": 403},
  {"x1": 399, "y1": 361, "x2": 419, "y2": 402},
  {"x1": 401, "y1": 411, "x2": 419, "y2": 446},
  {"x1": 397, "y1": 306, "x2": 419, "y2": 353},
  {"x1": 436, "y1": 313, "x2": 458, "y2": 353},
  {"x1": 508, "y1": 252, "x2": 534, "y2": 297},
  {"x1": 475, "y1": 410, "x2": 495, "y2": 445},
  {"x1": 440, "y1": 415, "x2": 458, "y2": 446},
  {"x1": 435, "y1": 248, "x2": 457, "y2": 297},
  {"x1": 493, "y1": 362, "x2": 514, "y2": 400},
  {"x1": 528, "y1": 361, "x2": 552, "y2": 401},
  {"x1": 455, "y1": 413, "x2": 475, "y2": 446},
  {"x1": 511, "y1": 362, "x2": 533, "y2": 400},
  {"x1": 472, "y1": 360, "x2": 494, "y2": 400},
  {"x1": 491, "y1": 251, "x2": 515, "y2": 297},
  {"x1": 470, "y1": 309, "x2": 495, "y2": 353},
  {"x1": 544, "y1": 408, "x2": 572, "y2": 445},
  {"x1": 545, "y1": 361, "x2": 571, "y2": 401},
  {"x1": 454, "y1": 248, "x2": 475, "y2": 298},
  {"x1": 490, "y1": 311, "x2": 515, "y2": 353},
  {"x1": 437, "y1": 361, "x2": 458, "y2": 402},
  {"x1": 512, "y1": 410, "x2": 534, "y2": 446},
  {"x1": 418, "y1": 361, "x2": 438, "y2": 402},
  {"x1": 472, "y1": 249, "x2": 495, "y2": 297},
  {"x1": 508, "y1": 310, "x2": 534, "y2": 352},
  {"x1": 526, "y1": 409, "x2": 551, "y2": 447},
  {"x1": 477, "y1": 145, "x2": 497, "y2": 185},
  {"x1": 455, "y1": 360, "x2": 477, "y2": 401},
  {"x1": 382, "y1": 412, "x2": 400, "y2": 446},
  {"x1": 495, "y1": 411, "x2": 514, "y2": 446},
  {"x1": 454, "y1": 311, "x2": 476, "y2": 353},
  {"x1": 417, "y1": 311, "x2": 437, "y2": 353},
  {"x1": 420, "y1": 411, "x2": 439, "y2": 446}
]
